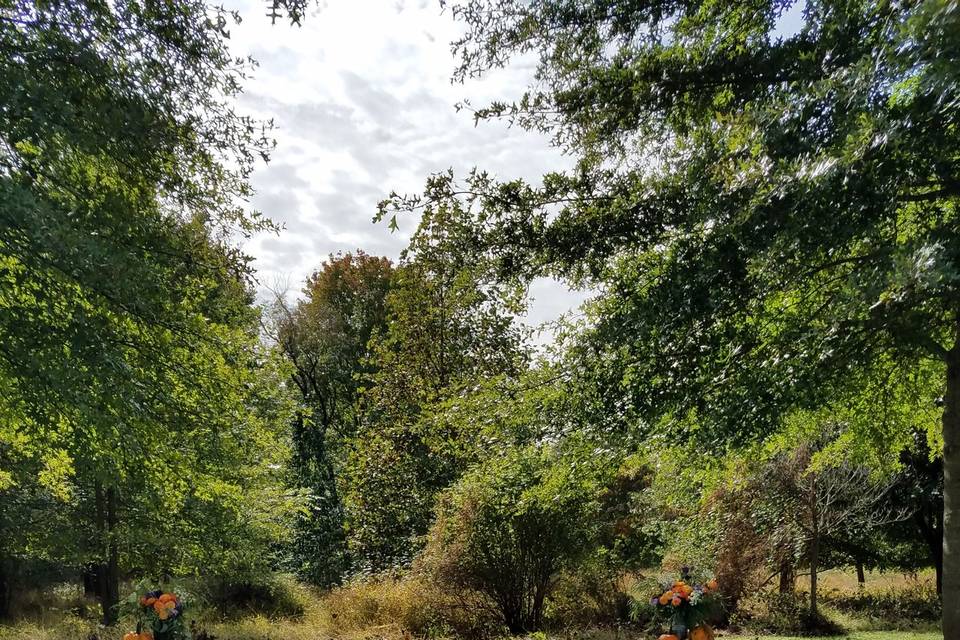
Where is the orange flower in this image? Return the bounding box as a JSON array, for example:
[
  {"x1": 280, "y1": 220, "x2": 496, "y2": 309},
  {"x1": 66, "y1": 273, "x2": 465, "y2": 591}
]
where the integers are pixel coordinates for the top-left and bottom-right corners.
[
  {"x1": 145, "y1": 597, "x2": 157, "y2": 606},
  {"x1": 658, "y1": 593, "x2": 671, "y2": 605},
  {"x1": 706, "y1": 579, "x2": 718, "y2": 591},
  {"x1": 158, "y1": 593, "x2": 176, "y2": 604}
]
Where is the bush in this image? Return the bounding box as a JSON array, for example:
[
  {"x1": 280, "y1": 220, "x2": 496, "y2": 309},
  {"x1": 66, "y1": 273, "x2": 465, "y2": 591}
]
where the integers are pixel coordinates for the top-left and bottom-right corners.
[
  {"x1": 323, "y1": 573, "x2": 500, "y2": 638},
  {"x1": 822, "y1": 584, "x2": 941, "y2": 626},
  {"x1": 731, "y1": 591, "x2": 846, "y2": 636},
  {"x1": 422, "y1": 443, "x2": 605, "y2": 633},
  {"x1": 200, "y1": 573, "x2": 307, "y2": 620},
  {"x1": 545, "y1": 562, "x2": 634, "y2": 629}
]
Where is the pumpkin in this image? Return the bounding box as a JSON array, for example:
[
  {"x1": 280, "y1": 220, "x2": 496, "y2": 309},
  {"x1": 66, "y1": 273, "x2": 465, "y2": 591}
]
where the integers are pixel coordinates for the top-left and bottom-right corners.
[
  {"x1": 123, "y1": 633, "x2": 138, "y2": 640},
  {"x1": 657, "y1": 635, "x2": 680, "y2": 640},
  {"x1": 690, "y1": 625, "x2": 715, "y2": 640}
]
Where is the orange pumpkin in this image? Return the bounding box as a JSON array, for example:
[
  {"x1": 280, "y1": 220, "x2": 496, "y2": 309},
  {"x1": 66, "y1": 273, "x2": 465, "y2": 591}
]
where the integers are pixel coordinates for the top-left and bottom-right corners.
[
  {"x1": 690, "y1": 624, "x2": 715, "y2": 640},
  {"x1": 123, "y1": 633, "x2": 139, "y2": 640},
  {"x1": 657, "y1": 635, "x2": 680, "y2": 640}
]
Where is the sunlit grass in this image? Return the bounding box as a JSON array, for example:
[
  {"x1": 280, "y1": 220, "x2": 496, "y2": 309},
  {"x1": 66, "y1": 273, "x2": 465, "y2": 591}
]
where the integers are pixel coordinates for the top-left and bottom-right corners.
[
  {"x1": 0, "y1": 569, "x2": 943, "y2": 640},
  {"x1": 742, "y1": 634, "x2": 941, "y2": 640}
]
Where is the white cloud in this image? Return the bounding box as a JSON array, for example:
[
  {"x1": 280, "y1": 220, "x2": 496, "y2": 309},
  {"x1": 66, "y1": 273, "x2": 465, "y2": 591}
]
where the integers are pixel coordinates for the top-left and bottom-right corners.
[{"x1": 225, "y1": 0, "x2": 588, "y2": 328}]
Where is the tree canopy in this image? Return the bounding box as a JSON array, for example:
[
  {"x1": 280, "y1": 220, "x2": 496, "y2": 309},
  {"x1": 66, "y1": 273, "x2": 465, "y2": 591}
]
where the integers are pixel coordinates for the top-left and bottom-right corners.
[{"x1": 380, "y1": 0, "x2": 960, "y2": 633}]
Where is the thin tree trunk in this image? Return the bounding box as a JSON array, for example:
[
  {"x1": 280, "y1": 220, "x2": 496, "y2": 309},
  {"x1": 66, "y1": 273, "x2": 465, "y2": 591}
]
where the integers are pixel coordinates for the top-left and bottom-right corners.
[
  {"x1": 942, "y1": 336, "x2": 960, "y2": 638},
  {"x1": 94, "y1": 483, "x2": 121, "y2": 626},
  {"x1": 855, "y1": 558, "x2": 865, "y2": 586},
  {"x1": 809, "y1": 534, "x2": 819, "y2": 619},
  {"x1": 0, "y1": 557, "x2": 10, "y2": 620},
  {"x1": 82, "y1": 564, "x2": 98, "y2": 597},
  {"x1": 935, "y1": 542, "x2": 944, "y2": 596},
  {"x1": 779, "y1": 559, "x2": 794, "y2": 594}
]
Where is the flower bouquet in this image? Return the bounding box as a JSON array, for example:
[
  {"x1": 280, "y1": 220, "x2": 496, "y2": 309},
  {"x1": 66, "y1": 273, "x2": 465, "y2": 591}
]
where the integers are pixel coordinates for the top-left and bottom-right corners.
[
  {"x1": 648, "y1": 567, "x2": 720, "y2": 640},
  {"x1": 122, "y1": 586, "x2": 189, "y2": 640}
]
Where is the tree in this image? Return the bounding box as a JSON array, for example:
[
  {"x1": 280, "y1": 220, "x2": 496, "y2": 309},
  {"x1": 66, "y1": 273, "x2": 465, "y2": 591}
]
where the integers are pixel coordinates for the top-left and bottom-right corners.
[
  {"x1": 423, "y1": 442, "x2": 607, "y2": 633},
  {"x1": 382, "y1": 1, "x2": 960, "y2": 631},
  {"x1": 0, "y1": 0, "x2": 293, "y2": 623},
  {"x1": 763, "y1": 437, "x2": 905, "y2": 619},
  {"x1": 343, "y1": 204, "x2": 528, "y2": 571},
  {"x1": 888, "y1": 432, "x2": 945, "y2": 594},
  {"x1": 269, "y1": 251, "x2": 393, "y2": 586}
]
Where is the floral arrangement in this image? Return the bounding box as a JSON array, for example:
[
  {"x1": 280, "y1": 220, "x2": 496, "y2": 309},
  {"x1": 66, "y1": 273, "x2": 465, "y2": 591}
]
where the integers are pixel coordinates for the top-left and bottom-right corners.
[
  {"x1": 647, "y1": 567, "x2": 720, "y2": 639},
  {"x1": 123, "y1": 586, "x2": 190, "y2": 640}
]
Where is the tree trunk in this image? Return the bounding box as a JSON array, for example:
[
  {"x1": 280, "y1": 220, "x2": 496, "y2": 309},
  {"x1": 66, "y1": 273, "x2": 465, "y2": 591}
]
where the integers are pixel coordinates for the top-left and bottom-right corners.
[
  {"x1": 778, "y1": 558, "x2": 794, "y2": 594},
  {"x1": 82, "y1": 564, "x2": 98, "y2": 597},
  {"x1": 855, "y1": 558, "x2": 865, "y2": 586},
  {"x1": 809, "y1": 534, "x2": 819, "y2": 619},
  {"x1": 94, "y1": 483, "x2": 121, "y2": 626},
  {"x1": 943, "y1": 339, "x2": 960, "y2": 639},
  {"x1": 935, "y1": 542, "x2": 944, "y2": 596},
  {"x1": 0, "y1": 558, "x2": 11, "y2": 620},
  {"x1": 916, "y1": 505, "x2": 944, "y2": 596}
]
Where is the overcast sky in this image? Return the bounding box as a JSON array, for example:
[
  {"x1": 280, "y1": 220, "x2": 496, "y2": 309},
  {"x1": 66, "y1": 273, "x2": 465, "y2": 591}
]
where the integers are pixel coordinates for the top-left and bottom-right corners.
[
  {"x1": 225, "y1": 0, "x2": 590, "y2": 332},
  {"x1": 226, "y1": 1, "x2": 804, "y2": 333}
]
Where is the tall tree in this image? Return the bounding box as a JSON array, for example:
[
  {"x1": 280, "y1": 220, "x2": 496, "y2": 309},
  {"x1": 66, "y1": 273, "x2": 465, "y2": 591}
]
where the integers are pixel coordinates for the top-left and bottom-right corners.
[
  {"x1": 0, "y1": 0, "x2": 293, "y2": 622},
  {"x1": 344, "y1": 203, "x2": 528, "y2": 571},
  {"x1": 382, "y1": 1, "x2": 960, "y2": 631},
  {"x1": 270, "y1": 251, "x2": 393, "y2": 586}
]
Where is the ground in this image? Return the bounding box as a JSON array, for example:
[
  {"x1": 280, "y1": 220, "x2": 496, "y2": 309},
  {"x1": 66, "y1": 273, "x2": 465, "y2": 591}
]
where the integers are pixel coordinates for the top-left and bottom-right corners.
[{"x1": 0, "y1": 569, "x2": 943, "y2": 640}]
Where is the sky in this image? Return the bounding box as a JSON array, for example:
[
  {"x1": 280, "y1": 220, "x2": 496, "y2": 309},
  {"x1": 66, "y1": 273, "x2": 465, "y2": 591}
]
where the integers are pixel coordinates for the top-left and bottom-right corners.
[
  {"x1": 225, "y1": 0, "x2": 591, "y2": 332},
  {"x1": 225, "y1": 0, "x2": 805, "y2": 332}
]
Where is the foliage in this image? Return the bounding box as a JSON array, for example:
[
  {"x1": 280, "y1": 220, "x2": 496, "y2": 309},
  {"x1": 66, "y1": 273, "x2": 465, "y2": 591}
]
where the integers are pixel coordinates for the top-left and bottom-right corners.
[
  {"x1": 269, "y1": 252, "x2": 394, "y2": 586},
  {"x1": 0, "y1": 0, "x2": 300, "y2": 622},
  {"x1": 322, "y1": 573, "x2": 500, "y2": 639},
  {"x1": 342, "y1": 203, "x2": 528, "y2": 572},
  {"x1": 198, "y1": 573, "x2": 307, "y2": 622},
  {"x1": 423, "y1": 442, "x2": 608, "y2": 633},
  {"x1": 383, "y1": 0, "x2": 960, "y2": 631},
  {"x1": 732, "y1": 590, "x2": 846, "y2": 637},
  {"x1": 544, "y1": 564, "x2": 633, "y2": 629}
]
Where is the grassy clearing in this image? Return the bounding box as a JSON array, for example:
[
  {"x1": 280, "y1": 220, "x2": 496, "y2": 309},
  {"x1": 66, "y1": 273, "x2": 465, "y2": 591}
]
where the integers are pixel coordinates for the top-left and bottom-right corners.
[{"x1": 810, "y1": 568, "x2": 935, "y2": 593}]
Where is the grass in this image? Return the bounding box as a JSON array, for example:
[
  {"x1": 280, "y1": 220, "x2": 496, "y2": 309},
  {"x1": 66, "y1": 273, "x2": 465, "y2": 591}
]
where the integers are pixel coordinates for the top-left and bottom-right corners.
[
  {"x1": 810, "y1": 568, "x2": 935, "y2": 593},
  {"x1": 740, "y1": 634, "x2": 941, "y2": 640},
  {"x1": 0, "y1": 569, "x2": 943, "y2": 640}
]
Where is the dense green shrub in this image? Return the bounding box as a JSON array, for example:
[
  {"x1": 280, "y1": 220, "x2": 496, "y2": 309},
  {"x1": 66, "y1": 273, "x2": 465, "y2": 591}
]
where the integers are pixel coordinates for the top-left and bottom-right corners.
[
  {"x1": 422, "y1": 443, "x2": 606, "y2": 633},
  {"x1": 199, "y1": 574, "x2": 306, "y2": 621}
]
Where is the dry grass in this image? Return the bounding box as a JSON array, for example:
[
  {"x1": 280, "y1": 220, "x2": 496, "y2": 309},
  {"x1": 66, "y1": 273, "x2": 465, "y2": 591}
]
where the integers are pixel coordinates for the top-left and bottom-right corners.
[
  {"x1": 0, "y1": 569, "x2": 942, "y2": 640},
  {"x1": 801, "y1": 568, "x2": 935, "y2": 594}
]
